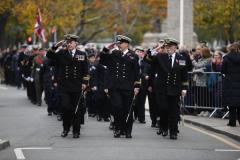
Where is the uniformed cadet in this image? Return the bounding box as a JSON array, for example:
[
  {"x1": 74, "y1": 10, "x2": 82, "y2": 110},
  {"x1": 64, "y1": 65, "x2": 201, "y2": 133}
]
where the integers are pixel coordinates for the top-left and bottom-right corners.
[
  {"x1": 42, "y1": 57, "x2": 59, "y2": 116},
  {"x1": 18, "y1": 44, "x2": 28, "y2": 89},
  {"x1": 100, "y1": 35, "x2": 140, "y2": 138},
  {"x1": 145, "y1": 40, "x2": 166, "y2": 128},
  {"x1": 32, "y1": 47, "x2": 44, "y2": 106},
  {"x1": 89, "y1": 53, "x2": 110, "y2": 122},
  {"x1": 86, "y1": 52, "x2": 97, "y2": 118},
  {"x1": 134, "y1": 46, "x2": 150, "y2": 124},
  {"x1": 152, "y1": 37, "x2": 188, "y2": 140},
  {"x1": 46, "y1": 34, "x2": 89, "y2": 138},
  {"x1": 24, "y1": 50, "x2": 37, "y2": 104}
]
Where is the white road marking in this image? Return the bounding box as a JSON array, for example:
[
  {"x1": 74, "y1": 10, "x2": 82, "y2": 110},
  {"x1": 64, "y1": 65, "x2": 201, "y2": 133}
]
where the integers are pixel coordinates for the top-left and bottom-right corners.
[
  {"x1": 0, "y1": 86, "x2": 8, "y2": 90},
  {"x1": 215, "y1": 149, "x2": 240, "y2": 152},
  {"x1": 14, "y1": 147, "x2": 52, "y2": 160},
  {"x1": 185, "y1": 124, "x2": 240, "y2": 150}
]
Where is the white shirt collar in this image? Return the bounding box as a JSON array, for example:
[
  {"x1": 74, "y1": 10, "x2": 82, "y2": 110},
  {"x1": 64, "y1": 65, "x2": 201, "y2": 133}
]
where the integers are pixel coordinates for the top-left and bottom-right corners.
[
  {"x1": 172, "y1": 52, "x2": 176, "y2": 59},
  {"x1": 71, "y1": 48, "x2": 76, "y2": 54},
  {"x1": 123, "y1": 49, "x2": 129, "y2": 55},
  {"x1": 170, "y1": 53, "x2": 176, "y2": 67}
]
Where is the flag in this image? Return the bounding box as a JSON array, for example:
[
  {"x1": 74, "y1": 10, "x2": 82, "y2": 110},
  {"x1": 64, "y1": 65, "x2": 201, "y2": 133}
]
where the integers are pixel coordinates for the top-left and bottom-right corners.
[{"x1": 34, "y1": 8, "x2": 46, "y2": 42}]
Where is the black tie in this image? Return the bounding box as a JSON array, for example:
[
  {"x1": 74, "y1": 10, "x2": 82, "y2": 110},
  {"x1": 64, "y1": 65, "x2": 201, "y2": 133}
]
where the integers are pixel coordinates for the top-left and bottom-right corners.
[{"x1": 169, "y1": 55, "x2": 172, "y2": 67}]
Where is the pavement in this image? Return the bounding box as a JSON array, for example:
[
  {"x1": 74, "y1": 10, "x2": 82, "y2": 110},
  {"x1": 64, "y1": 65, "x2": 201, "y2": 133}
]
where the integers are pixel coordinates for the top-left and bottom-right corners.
[
  {"x1": 184, "y1": 115, "x2": 240, "y2": 142},
  {"x1": 0, "y1": 84, "x2": 240, "y2": 160},
  {"x1": 0, "y1": 85, "x2": 10, "y2": 151}
]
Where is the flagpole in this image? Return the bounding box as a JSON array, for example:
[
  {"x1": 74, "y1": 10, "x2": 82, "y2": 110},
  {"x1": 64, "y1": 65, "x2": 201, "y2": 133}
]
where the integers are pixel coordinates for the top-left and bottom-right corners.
[
  {"x1": 33, "y1": 33, "x2": 36, "y2": 45},
  {"x1": 54, "y1": 27, "x2": 57, "y2": 43}
]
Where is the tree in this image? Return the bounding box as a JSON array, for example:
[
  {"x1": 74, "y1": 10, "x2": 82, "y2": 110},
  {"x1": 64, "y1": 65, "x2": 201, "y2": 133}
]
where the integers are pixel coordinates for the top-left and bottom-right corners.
[
  {"x1": 194, "y1": 0, "x2": 240, "y2": 44},
  {"x1": 0, "y1": 0, "x2": 167, "y2": 47}
]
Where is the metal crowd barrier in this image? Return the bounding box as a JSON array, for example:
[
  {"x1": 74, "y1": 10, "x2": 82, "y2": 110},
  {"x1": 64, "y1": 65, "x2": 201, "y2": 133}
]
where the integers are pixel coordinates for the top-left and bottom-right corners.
[{"x1": 185, "y1": 71, "x2": 223, "y2": 118}]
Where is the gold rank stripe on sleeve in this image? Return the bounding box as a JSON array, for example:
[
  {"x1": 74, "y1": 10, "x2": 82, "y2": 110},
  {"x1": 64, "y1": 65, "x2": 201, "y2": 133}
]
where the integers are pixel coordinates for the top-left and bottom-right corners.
[
  {"x1": 83, "y1": 75, "x2": 90, "y2": 85},
  {"x1": 83, "y1": 75, "x2": 90, "y2": 81},
  {"x1": 134, "y1": 80, "x2": 142, "y2": 88},
  {"x1": 182, "y1": 81, "x2": 189, "y2": 86}
]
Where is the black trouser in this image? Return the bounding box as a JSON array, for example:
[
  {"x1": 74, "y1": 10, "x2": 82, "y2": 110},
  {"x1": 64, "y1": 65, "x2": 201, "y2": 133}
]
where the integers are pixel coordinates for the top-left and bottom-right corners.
[
  {"x1": 35, "y1": 80, "x2": 43, "y2": 105},
  {"x1": 86, "y1": 91, "x2": 96, "y2": 115},
  {"x1": 229, "y1": 106, "x2": 240, "y2": 126},
  {"x1": 29, "y1": 81, "x2": 36, "y2": 104},
  {"x1": 110, "y1": 89, "x2": 134, "y2": 134},
  {"x1": 44, "y1": 85, "x2": 58, "y2": 113},
  {"x1": 135, "y1": 88, "x2": 147, "y2": 121},
  {"x1": 94, "y1": 90, "x2": 110, "y2": 119},
  {"x1": 156, "y1": 93, "x2": 179, "y2": 134},
  {"x1": 148, "y1": 91, "x2": 157, "y2": 124},
  {"x1": 60, "y1": 92, "x2": 82, "y2": 134}
]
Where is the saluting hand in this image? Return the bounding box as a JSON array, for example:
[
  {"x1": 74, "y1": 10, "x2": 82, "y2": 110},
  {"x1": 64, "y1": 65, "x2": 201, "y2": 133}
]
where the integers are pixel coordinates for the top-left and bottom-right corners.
[
  {"x1": 104, "y1": 89, "x2": 109, "y2": 94},
  {"x1": 134, "y1": 88, "x2": 140, "y2": 96},
  {"x1": 92, "y1": 86, "x2": 97, "y2": 91},
  {"x1": 181, "y1": 90, "x2": 187, "y2": 97},
  {"x1": 106, "y1": 43, "x2": 116, "y2": 50},
  {"x1": 82, "y1": 84, "x2": 87, "y2": 91}
]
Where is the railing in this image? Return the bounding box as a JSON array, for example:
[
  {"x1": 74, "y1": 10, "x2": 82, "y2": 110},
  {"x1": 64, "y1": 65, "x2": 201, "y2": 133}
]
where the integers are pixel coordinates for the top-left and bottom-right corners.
[{"x1": 184, "y1": 72, "x2": 223, "y2": 118}]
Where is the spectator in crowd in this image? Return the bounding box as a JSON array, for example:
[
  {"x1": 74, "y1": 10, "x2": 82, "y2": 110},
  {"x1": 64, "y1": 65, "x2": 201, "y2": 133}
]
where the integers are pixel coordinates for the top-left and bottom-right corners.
[
  {"x1": 190, "y1": 47, "x2": 212, "y2": 109},
  {"x1": 221, "y1": 42, "x2": 240, "y2": 127},
  {"x1": 212, "y1": 51, "x2": 223, "y2": 72}
]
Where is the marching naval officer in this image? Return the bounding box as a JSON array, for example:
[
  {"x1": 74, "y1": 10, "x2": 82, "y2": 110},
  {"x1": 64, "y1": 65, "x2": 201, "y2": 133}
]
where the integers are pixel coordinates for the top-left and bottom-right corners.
[{"x1": 47, "y1": 34, "x2": 89, "y2": 138}]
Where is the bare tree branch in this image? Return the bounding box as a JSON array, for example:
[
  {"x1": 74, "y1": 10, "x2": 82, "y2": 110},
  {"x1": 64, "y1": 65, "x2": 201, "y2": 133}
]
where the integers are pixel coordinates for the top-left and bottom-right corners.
[
  {"x1": 74, "y1": 1, "x2": 88, "y2": 35},
  {"x1": 127, "y1": 1, "x2": 141, "y2": 35},
  {"x1": 81, "y1": 25, "x2": 113, "y2": 44}
]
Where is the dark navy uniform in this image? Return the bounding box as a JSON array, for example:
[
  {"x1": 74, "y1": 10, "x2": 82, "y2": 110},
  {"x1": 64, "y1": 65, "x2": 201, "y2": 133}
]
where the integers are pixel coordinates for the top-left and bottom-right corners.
[
  {"x1": 90, "y1": 63, "x2": 110, "y2": 121},
  {"x1": 32, "y1": 53, "x2": 44, "y2": 106},
  {"x1": 46, "y1": 36, "x2": 89, "y2": 138},
  {"x1": 134, "y1": 48, "x2": 151, "y2": 123},
  {"x1": 42, "y1": 58, "x2": 59, "y2": 115},
  {"x1": 100, "y1": 35, "x2": 140, "y2": 138},
  {"x1": 87, "y1": 63, "x2": 97, "y2": 117},
  {"x1": 152, "y1": 38, "x2": 188, "y2": 140}
]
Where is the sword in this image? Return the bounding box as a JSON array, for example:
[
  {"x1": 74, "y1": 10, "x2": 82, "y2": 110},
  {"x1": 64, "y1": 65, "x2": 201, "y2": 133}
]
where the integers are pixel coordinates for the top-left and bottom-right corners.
[
  {"x1": 126, "y1": 95, "x2": 137, "y2": 123},
  {"x1": 180, "y1": 95, "x2": 185, "y2": 126},
  {"x1": 75, "y1": 90, "x2": 84, "y2": 114}
]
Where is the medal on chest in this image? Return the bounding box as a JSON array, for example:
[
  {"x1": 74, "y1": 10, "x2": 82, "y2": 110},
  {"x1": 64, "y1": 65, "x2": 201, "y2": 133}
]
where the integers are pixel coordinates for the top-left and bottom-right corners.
[{"x1": 75, "y1": 55, "x2": 85, "y2": 61}]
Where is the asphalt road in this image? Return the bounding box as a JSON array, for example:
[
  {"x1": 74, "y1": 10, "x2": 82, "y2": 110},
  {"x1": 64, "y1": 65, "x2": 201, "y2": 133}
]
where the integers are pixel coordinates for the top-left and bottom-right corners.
[{"x1": 0, "y1": 84, "x2": 240, "y2": 160}]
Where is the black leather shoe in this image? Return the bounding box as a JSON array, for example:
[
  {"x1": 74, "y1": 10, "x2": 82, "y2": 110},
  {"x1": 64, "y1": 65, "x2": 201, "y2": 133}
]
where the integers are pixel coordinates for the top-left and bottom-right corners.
[
  {"x1": 227, "y1": 123, "x2": 236, "y2": 127},
  {"x1": 57, "y1": 115, "x2": 62, "y2": 121},
  {"x1": 97, "y1": 115, "x2": 102, "y2": 121},
  {"x1": 151, "y1": 123, "x2": 156, "y2": 128},
  {"x1": 139, "y1": 120, "x2": 146, "y2": 124},
  {"x1": 109, "y1": 122, "x2": 115, "y2": 130},
  {"x1": 73, "y1": 133, "x2": 80, "y2": 138},
  {"x1": 114, "y1": 130, "x2": 121, "y2": 138},
  {"x1": 61, "y1": 130, "x2": 69, "y2": 137},
  {"x1": 156, "y1": 129, "x2": 162, "y2": 135},
  {"x1": 120, "y1": 130, "x2": 125, "y2": 136},
  {"x1": 125, "y1": 133, "x2": 132, "y2": 138},
  {"x1": 162, "y1": 130, "x2": 168, "y2": 137},
  {"x1": 104, "y1": 118, "x2": 110, "y2": 122},
  {"x1": 170, "y1": 133, "x2": 177, "y2": 140}
]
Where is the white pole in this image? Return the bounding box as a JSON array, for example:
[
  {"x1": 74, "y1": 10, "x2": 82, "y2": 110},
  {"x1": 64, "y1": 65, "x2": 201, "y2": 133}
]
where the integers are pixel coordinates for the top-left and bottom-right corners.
[
  {"x1": 54, "y1": 27, "x2": 57, "y2": 43},
  {"x1": 180, "y1": 0, "x2": 184, "y2": 47}
]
